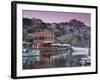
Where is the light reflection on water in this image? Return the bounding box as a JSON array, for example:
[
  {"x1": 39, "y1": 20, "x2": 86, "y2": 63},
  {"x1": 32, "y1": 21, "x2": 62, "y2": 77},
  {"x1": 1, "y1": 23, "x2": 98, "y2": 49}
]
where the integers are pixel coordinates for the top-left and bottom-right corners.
[{"x1": 23, "y1": 48, "x2": 90, "y2": 69}]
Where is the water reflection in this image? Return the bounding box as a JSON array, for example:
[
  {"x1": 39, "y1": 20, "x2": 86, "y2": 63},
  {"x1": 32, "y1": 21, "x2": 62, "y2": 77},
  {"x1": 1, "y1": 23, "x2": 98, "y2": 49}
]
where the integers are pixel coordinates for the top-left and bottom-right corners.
[{"x1": 23, "y1": 47, "x2": 90, "y2": 69}]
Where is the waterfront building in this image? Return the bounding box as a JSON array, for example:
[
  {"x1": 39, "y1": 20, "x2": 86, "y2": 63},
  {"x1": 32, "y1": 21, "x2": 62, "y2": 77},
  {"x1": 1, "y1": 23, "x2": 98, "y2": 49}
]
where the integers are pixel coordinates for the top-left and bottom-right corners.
[{"x1": 33, "y1": 29, "x2": 55, "y2": 48}]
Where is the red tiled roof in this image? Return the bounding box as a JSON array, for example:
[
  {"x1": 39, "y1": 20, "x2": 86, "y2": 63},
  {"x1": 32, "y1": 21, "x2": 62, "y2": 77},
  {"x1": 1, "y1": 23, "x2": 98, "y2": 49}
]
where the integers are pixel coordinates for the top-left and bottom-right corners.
[{"x1": 34, "y1": 29, "x2": 53, "y2": 35}]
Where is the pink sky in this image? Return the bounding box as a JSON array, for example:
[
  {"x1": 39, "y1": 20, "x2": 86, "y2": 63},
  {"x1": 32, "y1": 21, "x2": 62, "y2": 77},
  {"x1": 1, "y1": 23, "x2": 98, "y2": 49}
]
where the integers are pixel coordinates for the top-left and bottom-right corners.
[{"x1": 23, "y1": 10, "x2": 91, "y2": 26}]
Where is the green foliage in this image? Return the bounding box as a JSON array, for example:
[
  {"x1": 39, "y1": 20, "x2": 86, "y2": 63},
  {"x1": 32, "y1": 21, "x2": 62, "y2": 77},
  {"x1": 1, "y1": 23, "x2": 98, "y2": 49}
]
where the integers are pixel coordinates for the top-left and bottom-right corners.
[
  {"x1": 23, "y1": 18, "x2": 32, "y2": 26},
  {"x1": 22, "y1": 18, "x2": 90, "y2": 47}
]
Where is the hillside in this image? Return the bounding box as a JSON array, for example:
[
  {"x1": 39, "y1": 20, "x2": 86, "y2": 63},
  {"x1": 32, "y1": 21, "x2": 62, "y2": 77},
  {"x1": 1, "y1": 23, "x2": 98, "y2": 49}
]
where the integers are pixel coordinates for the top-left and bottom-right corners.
[{"x1": 23, "y1": 18, "x2": 90, "y2": 47}]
